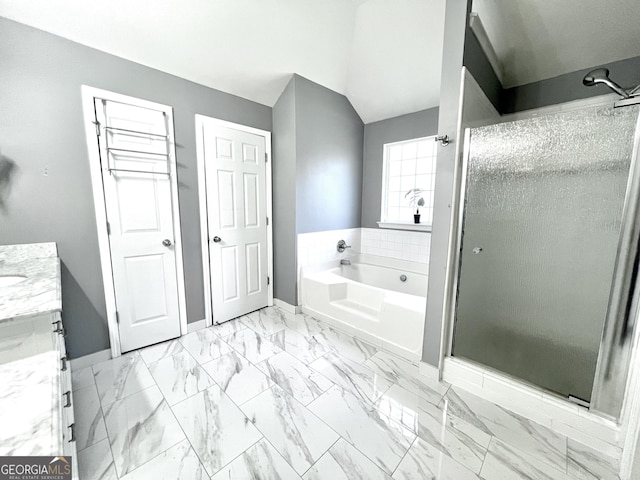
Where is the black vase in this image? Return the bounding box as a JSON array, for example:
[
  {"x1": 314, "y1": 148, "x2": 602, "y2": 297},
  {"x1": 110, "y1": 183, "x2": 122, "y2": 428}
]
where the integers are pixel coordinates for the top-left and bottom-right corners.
[{"x1": 414, "y1": 214, "x2": 421, "y2": 224}]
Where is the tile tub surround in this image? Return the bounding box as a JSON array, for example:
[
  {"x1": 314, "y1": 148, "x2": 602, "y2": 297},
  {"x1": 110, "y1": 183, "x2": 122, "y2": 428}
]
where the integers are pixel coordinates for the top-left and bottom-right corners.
[
  {"x1": 296, "y1": 228, "x2": 430, "y2": 304},
  {"x1": 360, "y1": 228, "x2": 430, "y2": 264},
  {"x1": 0, "y1": 242, "x2": 61, "y2": 320},
  {"x1": 75, "y1": 306, "x2": 623, "y2": 480}
]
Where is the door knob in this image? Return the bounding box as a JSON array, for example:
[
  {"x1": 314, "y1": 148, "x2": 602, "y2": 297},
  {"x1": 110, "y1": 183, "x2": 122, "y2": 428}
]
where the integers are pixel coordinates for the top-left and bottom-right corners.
[
  {"x1": 213, "y1": 236, "x2": 222, "y2": 243},
  {"x1": 162, "y1": 239, "x2": 172, "y2": 247}
]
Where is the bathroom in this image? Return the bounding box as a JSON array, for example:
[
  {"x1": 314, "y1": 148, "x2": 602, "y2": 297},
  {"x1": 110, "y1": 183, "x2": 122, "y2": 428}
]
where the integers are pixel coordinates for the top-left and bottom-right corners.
[{"x1": 2, "y1": 1, "x2": 640, "y2": 479}]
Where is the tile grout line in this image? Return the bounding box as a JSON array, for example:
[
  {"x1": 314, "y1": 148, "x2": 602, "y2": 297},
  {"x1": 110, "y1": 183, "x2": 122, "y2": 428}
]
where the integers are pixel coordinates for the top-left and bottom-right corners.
[
  {"x1": 391, "y1": 435, "x2": 418, "y2": 477},
  {"x1": 298, "y1": 435, "x2": 342, "y2": 478},
  {"x1": 90, "y1": 366, "x2": 120, "y2": 479}
]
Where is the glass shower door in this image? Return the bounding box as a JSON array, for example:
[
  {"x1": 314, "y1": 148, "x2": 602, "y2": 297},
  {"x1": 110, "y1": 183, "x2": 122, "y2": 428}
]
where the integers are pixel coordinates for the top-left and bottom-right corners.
[{"x1": 453, "y1": 105, "x2": 640, "y2": 402}]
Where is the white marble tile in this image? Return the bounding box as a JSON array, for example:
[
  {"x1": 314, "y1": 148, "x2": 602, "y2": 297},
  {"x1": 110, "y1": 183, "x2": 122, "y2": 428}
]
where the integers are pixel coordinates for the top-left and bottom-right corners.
[
  {"x1": 77, "y1": 438, "x2": 117, "y2": 480},
  {"x1": 567, "y1": 439, "x2": 621, "y2": 480},
  {"x1": 257, "y1": 351, "x2": 333, "y2": 405},
  {"x1": 139, "y1": 339, "x2": 184, "y2": 365},
  {"x1": 241, "y1": 307, "x2": 288, "y2": 336},
  {"x1": 73, "y1": 384, "x2": 107, "y2": 451},
  {"x1": 376, "y1": 384, "x2": 490, "y2": 474},
  {"x1": 363, "y1": 351, "x2": 449, "y2": 406},
  {"x1": 103, "y1": 385, "x2": 186, "y2": 477},
  {"x1": 304, "y1": 438, "x2": 392, "y2": 480},
  {"x1": 210, "y1": 318, "x2": 246, "y2": 338},
  {"x1": 201, "y1": 351, "x2": 272, "y2": 405},
  {"x1": 211, "y1": 438, "x2": 301, "y2": 480},
  {"x1": 71, "y1": 366, "x2": 95, "y2": 391},
  {"x1": 180, "y1": 328, "x2": 232, "y2": 364},
  {"x1": 443, "y1": 387, "x2": 568, "y2": 471},
  {"x1": 308, "y1": 385, "x2": 415, "y2": 475},
  {"x1": 225, "y1": 328, "x2": 282, "y2": 363},
  {"x1": 119, "y1": 439, "x2": 208, "y2": 480},
  {"x1": 309, "y1": 352, "x2": 393, "y2": 403},
  {"x1": 93, "y1": 352, "x2": 155, "y2": 408},
  {"x1": 312, "y1": 328, "x2": 378, "y2": 363},
  {"x1": 280, "y1": 312, "x2": 325, "y2": 337},
  {"x1": 392, "y1": 438, "x2": 481, "y2": 480},
  {"x1": 148, "y1": 350, "x2": 214, "y2": 405},
  {"x1": 241, "y1": 386, "x2": 339, "y2": 475},
  {"x1": 171, "y1": 384, "x2": 262, "y2": 477},
  {"x1": 480, "y1": 438, "x2": 573, "y2": 480},
  {"x1": 270, "y1": 328, "x2": 329, "y2": 365}
]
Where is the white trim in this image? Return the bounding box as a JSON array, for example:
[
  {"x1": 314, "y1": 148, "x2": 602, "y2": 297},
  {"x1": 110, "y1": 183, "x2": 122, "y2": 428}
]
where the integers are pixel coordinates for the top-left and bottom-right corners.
[
  {"x1": 187, "y1": 319, "x2": 207, "y2": 333},
  {"x1": 377, "y1": 221, "x2": 431, "y2": 232},
  {"x1": 419, "y1": 361, "x2": 440, "y2": 381},
  {"x1": 195, "y1": 116, "x2": 274, "y2": 328},
  {"x1": 274, "y1": 298, "x2": 301, "y2": 314},
  {"x1": 69, "y1": 349, "x2": 111, "y2": 370},
  {"x1": 81, "y1": 86, "x2": 188, "y2": 358},
  {"x1": 443, "y1": 357, "x2": 621, "y2": 451}
]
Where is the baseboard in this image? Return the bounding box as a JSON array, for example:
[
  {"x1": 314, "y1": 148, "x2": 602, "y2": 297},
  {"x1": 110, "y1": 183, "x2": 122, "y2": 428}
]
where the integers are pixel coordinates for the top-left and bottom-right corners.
[
  {"x1": 70, "y1": 349, "x2": 111, "y2": 370},
  {"x1": 274, "y1": 298, "x2": 301, "y2": 314},
  {"x1": 419, "y1": 361, "x2": 440, "y2": 381},
  {"x1": 442, "y1": 357, "x2": 621, "y2": 453},
  {"x1": 187, "y1": 319, "x2": 207, "y2": 333}
]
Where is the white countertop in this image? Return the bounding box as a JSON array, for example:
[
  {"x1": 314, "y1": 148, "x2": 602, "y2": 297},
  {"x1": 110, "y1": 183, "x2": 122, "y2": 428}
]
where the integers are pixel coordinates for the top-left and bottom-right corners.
[{"x1": 0, "y1": 243, "x2": 62, "y2": 321}]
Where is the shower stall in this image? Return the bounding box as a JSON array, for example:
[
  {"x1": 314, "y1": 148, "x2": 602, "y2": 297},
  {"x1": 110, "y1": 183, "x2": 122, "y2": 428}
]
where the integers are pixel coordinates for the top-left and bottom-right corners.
[{"x1": 449, "y1": 101, "x2": 640, "y2": 418}]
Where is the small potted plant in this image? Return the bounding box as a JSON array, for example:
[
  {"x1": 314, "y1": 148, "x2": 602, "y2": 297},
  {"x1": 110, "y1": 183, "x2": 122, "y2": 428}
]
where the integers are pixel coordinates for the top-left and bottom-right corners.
[{"x1": 405, "y1": 188, "x2": 425, "y2": 223}]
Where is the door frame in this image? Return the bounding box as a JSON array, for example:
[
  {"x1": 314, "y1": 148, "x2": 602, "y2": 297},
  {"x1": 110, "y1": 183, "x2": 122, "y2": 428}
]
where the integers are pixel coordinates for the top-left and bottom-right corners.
[
  {"x1": 195, "y1": 115, "x2": 274, "y2": 327},
  {"x1": 81, "y1": 85, "x2": 188, "y2": 358}
]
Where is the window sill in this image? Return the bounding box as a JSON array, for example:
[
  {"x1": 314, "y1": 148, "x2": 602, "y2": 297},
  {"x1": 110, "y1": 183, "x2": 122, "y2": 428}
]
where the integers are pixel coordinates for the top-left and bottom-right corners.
[{"x1": 377, "y1": 221, "x2": 432, "y2": 232}]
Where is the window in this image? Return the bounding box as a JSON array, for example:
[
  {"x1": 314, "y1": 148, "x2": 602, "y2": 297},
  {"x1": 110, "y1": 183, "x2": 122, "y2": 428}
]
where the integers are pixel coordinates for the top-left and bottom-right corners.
[{"x1": 380, "y1": 136, "x2": 437, "y2": 228}]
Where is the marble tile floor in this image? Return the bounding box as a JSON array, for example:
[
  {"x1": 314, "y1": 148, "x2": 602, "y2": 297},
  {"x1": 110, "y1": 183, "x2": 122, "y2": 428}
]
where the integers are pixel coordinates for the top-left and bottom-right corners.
[{"x1": 73, "y1": 306, "x2": 621, "y2": 480}]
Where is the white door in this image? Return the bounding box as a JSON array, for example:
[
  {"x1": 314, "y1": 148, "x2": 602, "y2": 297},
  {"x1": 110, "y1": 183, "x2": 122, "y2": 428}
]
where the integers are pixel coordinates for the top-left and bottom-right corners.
[
  {"x1": 95, "y1": 99, "x2": 182, "y2": 352},
  {"x1": 202, "y1": 123, "x2": 269, "y2": 323}
]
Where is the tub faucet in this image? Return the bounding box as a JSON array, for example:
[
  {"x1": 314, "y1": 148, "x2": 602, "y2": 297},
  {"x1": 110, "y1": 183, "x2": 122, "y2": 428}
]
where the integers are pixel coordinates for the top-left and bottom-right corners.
[
  {"x1": 337, "y1": 240, "x2": 351, "y2": 253},
  {"x1": 340, "y1": 259, "x2": 351, "y2": 266}
]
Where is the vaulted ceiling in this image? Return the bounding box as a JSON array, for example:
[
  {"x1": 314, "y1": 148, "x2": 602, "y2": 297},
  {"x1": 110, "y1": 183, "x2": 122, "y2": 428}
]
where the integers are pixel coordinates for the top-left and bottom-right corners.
[
  {"x1": 473, "y1": 0, "x2": 640, "y2": 88},
  {"x1": 0, "y1": 0, "x2": 446, "y2": 123}
]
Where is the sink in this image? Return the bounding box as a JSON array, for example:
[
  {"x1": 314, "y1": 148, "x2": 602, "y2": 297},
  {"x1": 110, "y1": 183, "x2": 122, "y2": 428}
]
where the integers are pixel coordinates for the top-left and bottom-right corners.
[{"x1": 0, "y1": 275, "x2": 27, "y2": 288}]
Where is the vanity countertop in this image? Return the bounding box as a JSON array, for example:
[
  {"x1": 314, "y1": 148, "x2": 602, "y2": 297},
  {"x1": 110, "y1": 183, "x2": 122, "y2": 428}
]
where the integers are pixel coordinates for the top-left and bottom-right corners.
[
  {"x1": 0, "y1": 350, "x2": 61, "y2": 455},
  {"x1": 0, "y1": 243, "x2": 61, "y2": 321}
]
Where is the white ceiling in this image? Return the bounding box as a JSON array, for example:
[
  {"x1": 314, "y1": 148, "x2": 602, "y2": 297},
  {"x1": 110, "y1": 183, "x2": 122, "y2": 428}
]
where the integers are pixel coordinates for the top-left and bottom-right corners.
[
  {"x1": 0, "y1": 0, "x2": 446, "y2": 123},
  {"x1": 474, "y1": 0, "x2": 640, "y2": 88}
]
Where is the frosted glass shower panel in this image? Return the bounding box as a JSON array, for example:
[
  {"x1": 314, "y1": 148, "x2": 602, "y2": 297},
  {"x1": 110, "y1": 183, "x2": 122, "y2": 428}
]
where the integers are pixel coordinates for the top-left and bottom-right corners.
[{"x1": 453, "y1": 106, "x2": 640, "y2": 401}]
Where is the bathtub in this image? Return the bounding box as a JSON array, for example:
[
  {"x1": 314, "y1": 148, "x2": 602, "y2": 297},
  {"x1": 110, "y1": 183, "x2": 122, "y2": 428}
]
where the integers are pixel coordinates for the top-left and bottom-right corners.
[{"x1": 301, "y1": 256, "x2": 427, "y2": 361}]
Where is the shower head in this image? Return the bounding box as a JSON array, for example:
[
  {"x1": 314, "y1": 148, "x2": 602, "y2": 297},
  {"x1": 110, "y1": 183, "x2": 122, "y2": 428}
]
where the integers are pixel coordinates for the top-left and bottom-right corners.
[{"x1": 583, "y1": 68, "x2": 630, "y2": 99}]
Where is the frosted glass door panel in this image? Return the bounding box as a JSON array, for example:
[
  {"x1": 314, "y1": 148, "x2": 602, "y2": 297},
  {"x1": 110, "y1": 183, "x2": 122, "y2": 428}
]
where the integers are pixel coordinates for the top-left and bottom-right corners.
[{"x1": 454, "y1": 106, "x2": 640, "y2": 401}]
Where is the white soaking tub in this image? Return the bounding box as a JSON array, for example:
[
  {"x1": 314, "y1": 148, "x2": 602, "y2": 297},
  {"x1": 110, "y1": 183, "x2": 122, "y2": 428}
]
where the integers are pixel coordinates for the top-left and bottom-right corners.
[{"x1": 301, "y1": 255, "x2": 427, "y2": 361}]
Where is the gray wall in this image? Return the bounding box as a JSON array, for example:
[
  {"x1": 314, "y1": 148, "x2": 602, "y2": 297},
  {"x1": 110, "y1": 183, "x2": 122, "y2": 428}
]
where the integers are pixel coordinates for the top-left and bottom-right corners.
[
  {"x1": 271, "y1": 74, "x2": 363, "y2": 305},
  {"x1": 423, "y1": 0, "x2": 472, "y2": 367},
  {"x1": 463, "y1": 30, "x2": 502, "y2": 112},
  {"x1": 272, "y1": 77, "x2": 298, "y2": 306},
  {"x1": 295, "y1": 75, "x2": 363, "y2": 234},
  {"x1": 361, "y1": 108, "x2": 439, "y2": 228},
  {"x1": 502, "y1": 55, "x2": 640, "y2": 113},
  {"x1": 462, "y1": 24, "x2": 640, "y2": 114},
  {"x1": 0, "y1": 18, "x2": 271, "y2": 358}
]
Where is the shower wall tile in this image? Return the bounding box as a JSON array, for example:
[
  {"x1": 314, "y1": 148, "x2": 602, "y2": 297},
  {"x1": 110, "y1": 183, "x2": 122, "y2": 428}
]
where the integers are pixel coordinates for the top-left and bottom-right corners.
[
  {"x1": 297, "y1": 228, "x2": 361, "y2": 271},
  {"x1": 360, "y1": 228, "x2": 430, "y2": 264},
  {"x1": 297, "y1": 228, "x2": 361, "y2": 303}
]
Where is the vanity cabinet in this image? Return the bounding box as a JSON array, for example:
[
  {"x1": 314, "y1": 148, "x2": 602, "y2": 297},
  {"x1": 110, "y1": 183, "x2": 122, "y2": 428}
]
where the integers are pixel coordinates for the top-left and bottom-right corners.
[
  {"x1": 0, "y1": 311, "x2": 78, "y2": 479},
  {"x1": 0, "y1": 243, "x2": 77, "y2": 479}
]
